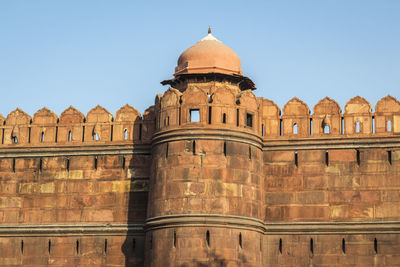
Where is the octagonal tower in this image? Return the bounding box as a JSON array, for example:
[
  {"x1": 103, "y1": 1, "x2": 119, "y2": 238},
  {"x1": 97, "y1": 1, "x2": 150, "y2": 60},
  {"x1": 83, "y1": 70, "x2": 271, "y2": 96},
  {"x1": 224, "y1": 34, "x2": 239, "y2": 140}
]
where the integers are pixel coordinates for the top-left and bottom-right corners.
[{"x1": 145, "y1": 29, "x2": 264, "y2": 266}]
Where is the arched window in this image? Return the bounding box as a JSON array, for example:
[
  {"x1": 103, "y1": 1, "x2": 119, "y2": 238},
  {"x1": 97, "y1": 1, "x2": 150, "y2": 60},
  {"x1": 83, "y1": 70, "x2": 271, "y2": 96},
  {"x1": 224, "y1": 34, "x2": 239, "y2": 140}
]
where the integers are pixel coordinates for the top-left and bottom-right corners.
[
  {"x1": 41, "y1": 132, "x2": 45, "y2": 143},
  {"x1": 94, "y1": 133, "x2": 99, "y2": 141},
  {"x1": 13, "y1": 136, "x2": 18, "y2": 144},
  {"x1": 68, "y1": 131, "x2": 72, "y2": 142},
  {"x1": 293, "y1": 123, "x2": 298, "y2": 135},
  {"x1": 388, "y1": 120, "x2": 392, "y2": 132},
  {"x1": 324, "y1": 125, "x2": 330, "y2": 134}
]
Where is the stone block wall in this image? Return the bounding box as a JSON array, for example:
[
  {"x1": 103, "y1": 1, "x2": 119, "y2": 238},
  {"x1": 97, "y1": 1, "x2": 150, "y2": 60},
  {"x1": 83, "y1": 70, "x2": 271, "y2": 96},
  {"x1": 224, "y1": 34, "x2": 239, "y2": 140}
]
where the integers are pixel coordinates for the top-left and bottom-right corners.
[{"x1": 0, "y1": 105, "x2": 152, "y2": 266}]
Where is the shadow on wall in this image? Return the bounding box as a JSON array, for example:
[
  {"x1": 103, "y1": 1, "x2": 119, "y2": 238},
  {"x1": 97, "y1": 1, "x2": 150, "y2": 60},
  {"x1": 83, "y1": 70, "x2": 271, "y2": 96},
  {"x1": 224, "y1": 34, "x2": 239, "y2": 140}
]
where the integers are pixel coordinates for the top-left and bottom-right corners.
[
  {"x1": 121, "y1": 154, "x2": 149, "y2": 266},
  {"x1": 180, "y1": 249, "x2": 248, "y2": 267}
]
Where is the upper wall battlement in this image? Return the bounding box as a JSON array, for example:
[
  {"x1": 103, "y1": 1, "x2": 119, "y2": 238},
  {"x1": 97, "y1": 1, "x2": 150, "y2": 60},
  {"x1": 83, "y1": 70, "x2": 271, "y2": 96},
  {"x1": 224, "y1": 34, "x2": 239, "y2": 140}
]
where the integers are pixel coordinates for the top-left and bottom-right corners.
[
  {"x1": 0, "y1": 94, "x2": 399, "y2": 147},
  {"x1": 0, "y1": 104, "x2": 155, "y2": 146},
  {"x1": 261, "y1": 95, "x2": 400, "y2": 138}
]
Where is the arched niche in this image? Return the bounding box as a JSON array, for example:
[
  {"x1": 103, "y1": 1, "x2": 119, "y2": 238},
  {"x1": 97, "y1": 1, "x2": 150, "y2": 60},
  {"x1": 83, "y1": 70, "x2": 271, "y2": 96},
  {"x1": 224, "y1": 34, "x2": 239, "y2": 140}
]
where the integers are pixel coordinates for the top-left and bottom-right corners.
[
  {"x1": 212, "y1": 86, "x2": 236, "y2": 125},
  {"x1": 58, "y1": 106, "x2": 85, "y2": 143},
  {"x1": 181, "y1": 86, "x2": 208, "y2": 124},
  {"x1": 159, "y1": 88, "x2": 181, "y2": 129},
  {"x1": 114, "y1": 104, "x2": 141, "y2": 142},
  {"x1": 141, "y1": 106, "x2": 155, "y2": 142},
  {"x1": 312, "y1": 97, "x2": 341, "y2": 136},
  {"x1": 261, "y1": 98, "x2": 281, "y2": 137},
  {"x1": 375, "y1": 95, "x2": 400, "y2": 134},
  {"x1": 344, "y1": 96, "x2": 372, "y2": 135},
  {"x1": 282, "y1": 97, "x2": 310, "y2": 137},
  {"x1": 85, "y1": 105, "x2": 113, "y2": 143},
  {"x1": 31, "y1": 107, "x2": 58, "y2": 144},
  {"x1": 4, "y1": 108, "x2": 31, "y2": 145}
]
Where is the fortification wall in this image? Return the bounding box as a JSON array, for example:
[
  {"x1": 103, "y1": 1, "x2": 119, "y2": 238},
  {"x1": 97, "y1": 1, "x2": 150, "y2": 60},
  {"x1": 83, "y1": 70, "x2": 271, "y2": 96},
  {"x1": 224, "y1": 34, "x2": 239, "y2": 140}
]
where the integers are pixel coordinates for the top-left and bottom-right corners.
[
  {"x1": 0, "y1": 93, "x2": 399, "y2": 266},
  {"x1": 261, "y1": 95, "x2": 400, "y2": 266},
  {"x1": 0, "y1": 105, "x2": 153, "y2": 266}
]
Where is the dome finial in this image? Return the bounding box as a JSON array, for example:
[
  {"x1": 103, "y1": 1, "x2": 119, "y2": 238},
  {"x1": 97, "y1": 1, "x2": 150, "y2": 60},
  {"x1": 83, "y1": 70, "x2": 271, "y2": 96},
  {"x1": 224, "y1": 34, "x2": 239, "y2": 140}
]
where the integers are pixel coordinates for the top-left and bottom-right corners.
[{"x1": 208, "y1": 26, "x2": 211, "y2": 34}]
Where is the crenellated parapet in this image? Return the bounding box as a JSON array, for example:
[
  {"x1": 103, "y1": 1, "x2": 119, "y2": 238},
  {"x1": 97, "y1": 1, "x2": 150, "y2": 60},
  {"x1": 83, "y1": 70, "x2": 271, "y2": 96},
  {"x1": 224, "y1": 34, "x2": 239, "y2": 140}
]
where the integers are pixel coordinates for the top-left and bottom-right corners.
[
  {"x1": 0, "y1": 104, "x2": 154, "y2": 146},
  {"x1": 260, "y1": 95, "x2": 400, "y2": 139}
]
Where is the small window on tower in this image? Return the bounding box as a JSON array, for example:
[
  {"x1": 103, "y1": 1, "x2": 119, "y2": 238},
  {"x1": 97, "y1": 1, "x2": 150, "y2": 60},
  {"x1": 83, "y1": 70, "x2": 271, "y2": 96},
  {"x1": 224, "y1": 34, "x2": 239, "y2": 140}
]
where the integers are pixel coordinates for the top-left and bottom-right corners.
[
  {"x1": 246, "y1": 113, "x2": 253, "y2": 127},
  {"x1": 190, "y1": 109, "x2": 200, "y2": 122}
]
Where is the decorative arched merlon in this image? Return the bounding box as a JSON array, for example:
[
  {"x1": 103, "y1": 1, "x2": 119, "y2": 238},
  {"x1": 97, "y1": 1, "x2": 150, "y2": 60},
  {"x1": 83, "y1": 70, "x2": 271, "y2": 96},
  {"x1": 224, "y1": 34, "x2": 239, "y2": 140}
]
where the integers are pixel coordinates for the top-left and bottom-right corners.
[
  {"x1": 161, "y1": 88, "x2": 181, "y2": 109},
  {"x1": 159, "y1": 88, "x2": 181, "y2": 129},
  {"x1": 114, "y1": 104, "x2": 141, "y2": 142},
  {"x1": 59, "y1": 106, "x2": 85, "y2": 124},
  {"x1": 261, "y1": 98, "x2": 281, "y2": 137},
  {"x1": 313, "y1": 97, "x2": 341, "y2": 115},
  {"x1": 213, "y1": 86, "x2": 236, "y2": 106},
  {"x1": 5, "y1": 108, "x2": 31, "y2": 125},
  {"x1": 237, "y1": 90, "x2": 258, "y2": 110},
  {"x1": 344, "y1": 96, "x2": 372, "y2": 114},
  {"x1": 312, "y1": 97, "x2": 341, "y2": 136},
  {"x1": 344, "y1": 96, "x2": 372, "y2": 135},
  {"x1": 375, "y1": 95, "x2": 400, "y2": 134},
  {"x1": 181, "y1": 86, "x2": 208, "y2": 124},
  {"x1": 181, "y1": 86, "x2": 208, "y2": 105},
  {"x1": 375, "y1": 95, "x2": 400, "y2": 113},
  {"x1": 4, "y1": 108, "x2": 31, "y2": 144},
  {"x1": 58, "y1": 106, "x2": 85, "y2": 143},
  {"x1": 86, "y1": 105, "x2": 113, "y2": 123},
  {"x1": 141, "y1": 106, "x2": 155, "y2": 142},
  {"x1": 282, "y1": 98, "x2": 310, "y2": 137},
  {"x1": 85, "y1": 105, "x2": 113, "y2": 143},
  {"x1": 31, "y1": 107, "x2": 58, "y2": 144},
  {"x1": 115, "y1": 104, "x2": 141, "y2": 122},
  {"x1": 32, "y1": 107, "x2": 58, "y2": 125}
]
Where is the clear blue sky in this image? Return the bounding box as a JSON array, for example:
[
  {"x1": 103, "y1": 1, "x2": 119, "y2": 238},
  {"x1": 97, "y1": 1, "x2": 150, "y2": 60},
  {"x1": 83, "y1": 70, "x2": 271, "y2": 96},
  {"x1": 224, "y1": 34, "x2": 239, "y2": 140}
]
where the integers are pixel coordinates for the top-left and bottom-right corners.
[{"x1": 0, "y1": 1, "x2": 399, "y2": 117}]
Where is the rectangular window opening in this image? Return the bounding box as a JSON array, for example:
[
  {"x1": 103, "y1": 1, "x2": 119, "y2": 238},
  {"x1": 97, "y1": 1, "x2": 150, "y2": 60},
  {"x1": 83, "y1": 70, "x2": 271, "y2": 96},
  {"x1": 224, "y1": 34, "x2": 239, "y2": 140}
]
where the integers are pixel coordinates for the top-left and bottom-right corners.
[
  {"x1": 310, "y1": 118, "x2": 313, "y2": 135},
  {"x1": 190, "y1": 109, "x2": 200, "y2": 122},
  {"x1": 280, "y1": 119, "x2": 283, "y2": 136},
  {"x1": 262, "y1": 124, "x2": 265, "y2": 136},
  {"x1": 356, "y1": 150, "x2": 360, "y2": 166},
  {"x1": 388, "y1": 149, "x2": 392, "y2": 165},
  {"x1": 294, "y1": 151, "x2": 298, "y2": 167},
  {"x1": 236, "y1": 109, "x2": 239, "y2": 127},
  {"x1": 246, "y1": 113, "x2": 253, "y2": 128},
  {"x1": 208, "y1": 107, "x2": 212, "y2": 124}
]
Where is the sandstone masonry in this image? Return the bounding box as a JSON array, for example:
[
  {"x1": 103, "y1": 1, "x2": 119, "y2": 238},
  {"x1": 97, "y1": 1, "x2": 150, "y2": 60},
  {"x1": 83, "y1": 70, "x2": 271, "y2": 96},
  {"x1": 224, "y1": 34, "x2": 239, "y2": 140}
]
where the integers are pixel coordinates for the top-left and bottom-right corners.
[{"x1": 0, "y1": 31, "x2": 400, "y2": 266}]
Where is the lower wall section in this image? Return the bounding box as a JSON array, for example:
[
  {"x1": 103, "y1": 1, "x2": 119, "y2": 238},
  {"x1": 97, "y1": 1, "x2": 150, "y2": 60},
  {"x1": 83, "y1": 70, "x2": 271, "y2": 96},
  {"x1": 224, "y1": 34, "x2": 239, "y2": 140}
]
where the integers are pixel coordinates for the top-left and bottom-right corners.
[
  {"x1": 0, "y1": 224, "x2": 145, "y2": 267},
  {"x1": 145, "y1": 227, "x2": 262, "y2": 267},
  {"x1": 264, "y1": 234, "x2": 400, "y2": 267}
]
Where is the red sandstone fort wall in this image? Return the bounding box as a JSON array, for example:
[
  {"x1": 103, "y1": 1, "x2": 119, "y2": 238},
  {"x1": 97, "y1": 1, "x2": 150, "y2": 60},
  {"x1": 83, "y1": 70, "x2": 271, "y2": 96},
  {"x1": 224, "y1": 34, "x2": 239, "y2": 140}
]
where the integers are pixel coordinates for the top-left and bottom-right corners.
[
  {"x1": 0, "y1": 93, "x2": 399, "y2": 266},
  {"x1": 0, "y1": 105, "x2": 153, "y2": 266}
]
